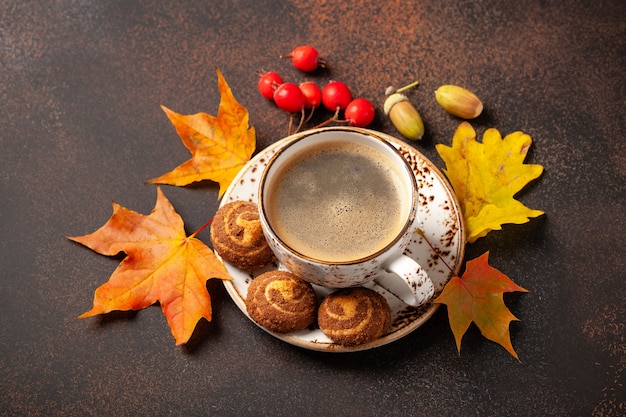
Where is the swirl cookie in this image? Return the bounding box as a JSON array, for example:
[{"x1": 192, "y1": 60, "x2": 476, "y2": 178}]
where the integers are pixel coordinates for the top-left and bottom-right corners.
[
  {"x1": 318, "y1": 287, "x2": 391, "y2": 346},
  {"x1": 210, "y1": 201, "x2": 274, "y2": 271},
  {"x1": 245, "y1": 271, "x2": 318, "y2": 333}
]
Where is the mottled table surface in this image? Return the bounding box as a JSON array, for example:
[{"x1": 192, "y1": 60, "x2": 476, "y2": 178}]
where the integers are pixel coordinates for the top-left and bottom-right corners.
[{"x1": 2, "y1": 1, "x2": 624, "y2": 416}]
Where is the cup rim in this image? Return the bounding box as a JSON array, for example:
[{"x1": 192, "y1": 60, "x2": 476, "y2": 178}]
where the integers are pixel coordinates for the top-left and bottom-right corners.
[{"x1": 258, "y1": 126, "x2": 418, "y2": 266}]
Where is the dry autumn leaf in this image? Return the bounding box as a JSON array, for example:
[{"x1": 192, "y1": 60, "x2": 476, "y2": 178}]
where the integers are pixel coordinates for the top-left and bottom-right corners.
[
  {"x1": 68, "y1": 186, "x2": 231, "y2": 345},
  {"x1": 147, "y1": 68, "x2": 256, "y2": 198},
  {"x1": 436, "y1": 122, "x2": 544, "y2": 243},
  {"x1": 434, "y1": 252, "x2": 528, "y2": 360}
]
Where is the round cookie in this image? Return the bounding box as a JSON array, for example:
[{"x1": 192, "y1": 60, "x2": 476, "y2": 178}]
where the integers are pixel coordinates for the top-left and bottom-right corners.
[
  {"x1": 245, "y1": 271, "x2": 318, "y2": 333},
  {"x1": 210, "y1": 201, "x2": 274, "y2": 271},
  {"x1": 318, "y1": 287, "x2": 391, "y2": 346}
]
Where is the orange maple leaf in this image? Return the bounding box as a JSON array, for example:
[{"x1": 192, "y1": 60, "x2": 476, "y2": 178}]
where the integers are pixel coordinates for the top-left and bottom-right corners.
[
  {"x1": 434, "y1": 252, "x2": 528, "y2": 360},
  {"x1": 68, "y1": 186, "x2": 231, "y2": 345},
  {"x1": 147, "y1": 68, "x2": 256, "y2": 198}
]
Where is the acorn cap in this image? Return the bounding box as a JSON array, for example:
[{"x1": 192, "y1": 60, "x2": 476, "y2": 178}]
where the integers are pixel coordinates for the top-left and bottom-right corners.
[{"x1": 383, "y1": 93, "x2": 408, "y2": 115}]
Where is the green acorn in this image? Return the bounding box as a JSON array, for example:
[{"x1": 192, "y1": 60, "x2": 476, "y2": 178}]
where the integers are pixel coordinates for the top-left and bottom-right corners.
[
  {"x1": 384, "y1": 89, "x2": 424, "y2": 141},
  {"x1": 435, "y1": 85, "x2": 483, "y2": 119}
]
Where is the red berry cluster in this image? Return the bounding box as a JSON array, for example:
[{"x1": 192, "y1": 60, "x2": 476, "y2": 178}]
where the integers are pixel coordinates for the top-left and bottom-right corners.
[{"x1": 257, "y1": 46, "x2": 376, "y2": 131}]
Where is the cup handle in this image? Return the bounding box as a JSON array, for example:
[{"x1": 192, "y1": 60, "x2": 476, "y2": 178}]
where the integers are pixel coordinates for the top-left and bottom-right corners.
[{"x1": 377, "y1": 255, "x2": 434, "y2": 306}]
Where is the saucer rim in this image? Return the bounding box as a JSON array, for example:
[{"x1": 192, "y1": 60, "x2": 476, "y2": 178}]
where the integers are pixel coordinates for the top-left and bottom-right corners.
[{"x1": 219, "y1": 126, "x2": 465, "y2": 352}]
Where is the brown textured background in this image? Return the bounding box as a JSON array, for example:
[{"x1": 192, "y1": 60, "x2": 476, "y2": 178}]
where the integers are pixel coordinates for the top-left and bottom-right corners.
[{"x1": 1, "y1": 1, "x2": 624, "y2": 416}]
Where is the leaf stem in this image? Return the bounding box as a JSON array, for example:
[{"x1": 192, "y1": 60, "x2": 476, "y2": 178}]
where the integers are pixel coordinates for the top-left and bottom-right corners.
[
  {"x1": 415, "y1": 228, "x2": 455, "y2": 274},
  {"x1": 190, "y1": 217, "x2": 214, "y2": 238}
]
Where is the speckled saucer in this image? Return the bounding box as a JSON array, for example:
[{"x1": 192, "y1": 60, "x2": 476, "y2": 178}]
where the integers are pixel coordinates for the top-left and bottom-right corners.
[{"x1": 218, "y1": 127, "x2": 465, "y2": 352}]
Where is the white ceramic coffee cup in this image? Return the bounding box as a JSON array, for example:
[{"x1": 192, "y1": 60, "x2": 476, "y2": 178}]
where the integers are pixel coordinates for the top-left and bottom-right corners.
[{"x1": 258, "y1": 127, "x2": 434, "y2": 306}]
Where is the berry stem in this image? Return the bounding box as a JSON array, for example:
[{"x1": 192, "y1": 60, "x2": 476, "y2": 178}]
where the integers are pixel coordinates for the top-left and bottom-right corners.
[
  {"x1": 311, "y1": 108, "x2": 344, "y2": 129},
  {"x1": 190, "y1": 217, "x2": 214, "y2": 238},
  {"x1": 287, "y1": 113, "x2": 294, "y2": 135},
  {"x1": 294, "y1": 107, "x2": 306, "y2": 133},
  {"x1": 302, "y1": 106, "x2": 316, "y2": 125}
]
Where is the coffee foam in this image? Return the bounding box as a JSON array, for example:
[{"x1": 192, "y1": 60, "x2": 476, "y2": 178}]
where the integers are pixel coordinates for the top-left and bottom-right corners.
[{"x1": 266, "y1": 141, "x2": 409, "y2": 262}]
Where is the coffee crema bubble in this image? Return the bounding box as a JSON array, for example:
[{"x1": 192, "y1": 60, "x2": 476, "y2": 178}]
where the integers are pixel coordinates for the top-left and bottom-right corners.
[{"x1": 266, "y1": 141, "x2": 410, "y2": 263}]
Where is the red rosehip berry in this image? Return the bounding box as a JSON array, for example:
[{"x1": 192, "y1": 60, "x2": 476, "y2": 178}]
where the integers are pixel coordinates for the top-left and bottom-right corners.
[
  {"x1": 299, "y1": 82, "x2": 322, "y2": 109},
  {"x1": 282, "y1": 45, "x2": 325, "y2": 72},
  {"x1": 258, "y1": 71, "x2": 283, "y2": 100},
  {"x1": 344, "y1": 98, "x2": 376, "y2": 127},
  {"x1": 321, "y1": 81, "x2": 352, "y2": 111},
  {"x1": 273, "y1": 82, "x2": 305, "y2": 113}
]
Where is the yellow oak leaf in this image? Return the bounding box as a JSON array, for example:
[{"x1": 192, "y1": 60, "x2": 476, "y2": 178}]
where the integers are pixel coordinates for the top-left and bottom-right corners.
[
  {"x1": 436, "y1": 122, "x2": 544, "y2": 243},
  {"x1": 147, "y1": 68, "x2": 256, "y2": 198},
  {"x1": 68, "y1": 186, "x2": 231, "y2": 345},
  {"x1": 434, "y1": 252, "x2": 528, "y2": 360}
]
